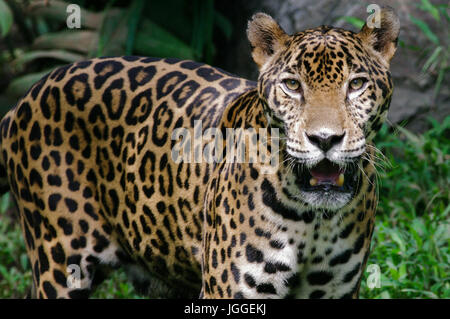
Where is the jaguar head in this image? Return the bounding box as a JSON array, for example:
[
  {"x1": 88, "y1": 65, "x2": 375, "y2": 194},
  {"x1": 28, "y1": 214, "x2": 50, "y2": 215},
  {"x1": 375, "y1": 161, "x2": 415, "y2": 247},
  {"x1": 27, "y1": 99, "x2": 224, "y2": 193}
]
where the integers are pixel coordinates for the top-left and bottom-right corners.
[{"x1": 247, "y1": 8, "x2": 399, "y2": 210}]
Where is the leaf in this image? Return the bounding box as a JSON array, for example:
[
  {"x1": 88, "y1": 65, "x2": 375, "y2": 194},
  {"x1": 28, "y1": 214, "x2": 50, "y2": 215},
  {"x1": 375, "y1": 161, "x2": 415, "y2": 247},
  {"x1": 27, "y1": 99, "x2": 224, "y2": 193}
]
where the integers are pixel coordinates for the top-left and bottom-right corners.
[
  {"x1": 20, "y1": 254, "x2": 28, "y2": 271},
  {"x1": 434, "y1": 62, "x2": 446, "y2": 97},
  {"x1": 438, "y1": 5, "x2": 450, "y2": 22},
  {"x1": 420, "y1": 0, "x2": 440, "y2": 21},
  {"x1": 134, "y1": 33, "x2": 195, "y2": 60},
  {"x1": 380, "y1": 291, "x2": 391, "y2": 298},
  {"x1": 409, "y1": 227, "x2": 423, "y2": 249},
  {"x1": 398, "y1": 263, "x2": 407, "y2": 280},
  {"x1": 33, "y1": 30, "x2": 98, "y2": 54},
  {"x1": 409, "y1": 15, "x2": 439, "y2": 45},
  {"x1": 396, "y1": 125, "x2": 423, "y2": 147},
  {"x1": 6, "y1": 68, "x2": 59, "y2": 99},
  {"x1": 338, "y1": 16, "x2": 365, "y2": 29},
  {"x1": 0, "y1": 264, "x2": 9, "y2": 279},
  {"x1": 35, "y1": 17, "x2": 50, "y2": 36},
  {"x1": 0, "y1": 0, "x2": 13, "y2": 37},
  {"x1": 401, "y1": 289, "x2": 438, "y2": 299},
  {"x1": 134, "y1": 19, "x2": 195, "y2": 59},
  {"x1": 13, "y1": 50, "x2": 85, "y2": 69},
  {"x1": 126, "y1": 0, "x2": 145, "y2": 55},
  {"x1": 0, "y1": 193, "x2": 9, "y2": 213},
  {"x1": 200, "y1": 0, "x2": 215, "y2": 63},
  {"x1": 191, "y1": 0, "x2": 213, "y2": 61},
  {"x1": 96, "y1": 3, "x2": 125, "y2": 57},
  {"x1": 389, "y1": 230, "x2": 406, "y2": 252},
  {"x1": 442, "y1": 203, "x2": 450, "y2": 217},
  {"x1": 191, "y1": 0, "x2": 204, "y2": 59},
  {"x1": 214, "y1": 11, "x2": 232, "y2": 39},
  {"x1": 422, "y1": 46, "x2": 442, "y2": 73}
]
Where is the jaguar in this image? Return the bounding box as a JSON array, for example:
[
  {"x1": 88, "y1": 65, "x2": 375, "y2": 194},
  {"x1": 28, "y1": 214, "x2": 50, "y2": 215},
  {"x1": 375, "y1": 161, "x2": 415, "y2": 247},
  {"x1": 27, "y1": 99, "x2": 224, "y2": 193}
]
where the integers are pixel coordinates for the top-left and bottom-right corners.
[{"x1": 0, "y1": 8, "x2": 399, "y2": 298}]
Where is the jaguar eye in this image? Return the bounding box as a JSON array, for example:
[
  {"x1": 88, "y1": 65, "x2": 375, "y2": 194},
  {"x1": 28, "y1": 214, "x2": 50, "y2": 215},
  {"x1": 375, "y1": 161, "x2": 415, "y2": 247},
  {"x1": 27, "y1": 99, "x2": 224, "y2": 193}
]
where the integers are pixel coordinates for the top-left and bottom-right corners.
[
  {"x1": 349, "y1": 78, "x2": 367, "y2": 91},
  {"x1": 283, "y1": 79, "x2": 301, "y2": 92}
]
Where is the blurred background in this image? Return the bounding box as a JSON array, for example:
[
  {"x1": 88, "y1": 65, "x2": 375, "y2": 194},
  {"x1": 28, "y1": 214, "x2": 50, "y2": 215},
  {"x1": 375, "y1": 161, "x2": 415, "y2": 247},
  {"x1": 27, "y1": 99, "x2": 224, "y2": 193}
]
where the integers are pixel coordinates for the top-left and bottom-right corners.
[{"x1": 0, "y1": 0, "x2": 448, "y2": 299}]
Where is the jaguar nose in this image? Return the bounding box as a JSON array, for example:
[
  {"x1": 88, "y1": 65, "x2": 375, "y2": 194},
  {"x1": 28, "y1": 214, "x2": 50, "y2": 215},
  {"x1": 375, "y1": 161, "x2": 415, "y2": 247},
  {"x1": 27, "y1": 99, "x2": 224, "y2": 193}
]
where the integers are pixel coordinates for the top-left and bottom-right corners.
[{"x1": 306, "y1": 132, "x2": 345, "y2": 152}]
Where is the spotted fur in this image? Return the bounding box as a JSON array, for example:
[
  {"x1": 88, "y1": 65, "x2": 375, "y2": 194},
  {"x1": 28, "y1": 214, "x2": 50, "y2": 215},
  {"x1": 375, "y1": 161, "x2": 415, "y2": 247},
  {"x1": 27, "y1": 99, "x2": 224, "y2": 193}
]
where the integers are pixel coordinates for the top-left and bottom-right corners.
[{"x1": 0, "y1": 9, "x2": 399, "y2": 298}]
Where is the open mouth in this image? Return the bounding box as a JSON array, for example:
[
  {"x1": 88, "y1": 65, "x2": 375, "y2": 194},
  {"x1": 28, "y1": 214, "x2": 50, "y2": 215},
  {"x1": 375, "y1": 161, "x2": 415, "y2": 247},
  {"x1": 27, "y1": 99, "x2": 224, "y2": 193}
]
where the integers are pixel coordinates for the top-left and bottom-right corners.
[{"x1": 296, "y1": 159, "x2": 359, "y2": 193}]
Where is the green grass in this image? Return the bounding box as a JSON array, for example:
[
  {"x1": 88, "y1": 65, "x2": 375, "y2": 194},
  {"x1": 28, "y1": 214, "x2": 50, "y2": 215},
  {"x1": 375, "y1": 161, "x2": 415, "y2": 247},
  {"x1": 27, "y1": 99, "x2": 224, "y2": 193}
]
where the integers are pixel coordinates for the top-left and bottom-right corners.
[
  {"x1": 91, "y1": 270, "x2": 141, "y2": 299},
  {"x1": 0, "y1": 118, "x2": 448, "y2": 299},
  {"x1": 359, "y1": 117, "x2": 450, "y2": 299},
  {"x1": 0, "y1": 193, "x2": 32, "y2": 298}
]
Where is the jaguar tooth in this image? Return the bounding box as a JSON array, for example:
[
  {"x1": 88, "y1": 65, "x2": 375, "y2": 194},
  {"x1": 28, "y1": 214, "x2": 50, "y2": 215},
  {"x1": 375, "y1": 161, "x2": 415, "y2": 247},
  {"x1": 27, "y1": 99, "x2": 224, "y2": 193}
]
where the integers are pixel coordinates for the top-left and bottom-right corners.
[
  {"x1": 310, "y1": 178, "x2": 318, "y2": 186},
  {"x1": 337, "y1": 173, "x2": 345, "y2": 187}
]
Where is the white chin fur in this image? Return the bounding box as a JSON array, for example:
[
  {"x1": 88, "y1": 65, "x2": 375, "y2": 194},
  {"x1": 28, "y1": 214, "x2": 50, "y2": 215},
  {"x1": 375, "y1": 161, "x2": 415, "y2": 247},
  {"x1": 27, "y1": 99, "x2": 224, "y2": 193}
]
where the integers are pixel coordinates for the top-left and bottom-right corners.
[{"x1": 299, "y1": 190, "x2": 352, "y2": 211}]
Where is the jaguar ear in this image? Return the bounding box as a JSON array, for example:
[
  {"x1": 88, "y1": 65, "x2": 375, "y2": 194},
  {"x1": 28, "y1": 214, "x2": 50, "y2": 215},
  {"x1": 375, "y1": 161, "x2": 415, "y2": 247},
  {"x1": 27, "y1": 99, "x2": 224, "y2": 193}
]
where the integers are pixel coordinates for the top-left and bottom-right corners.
[
  {"x1": 247, "y1": 13, "x2": 288, "y2": 69},
  {"x1": 358, "y1": 7, "x2": 400, "y2": 63}
]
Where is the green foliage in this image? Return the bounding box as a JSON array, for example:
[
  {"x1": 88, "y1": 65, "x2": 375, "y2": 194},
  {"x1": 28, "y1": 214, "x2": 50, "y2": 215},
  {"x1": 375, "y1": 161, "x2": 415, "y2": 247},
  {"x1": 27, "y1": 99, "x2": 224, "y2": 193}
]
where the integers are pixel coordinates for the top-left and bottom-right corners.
[
  {"x1": 410, "y1": 15, "x2": 439, "y2": 46},
  {"x1": 91, "y1": 270, "x2": 142, "y2": 299},
  {"x1": 359, "y1": 118, "x2": 450, "y2": 299},
  {"x1": 0, "y1": 0, "x2": 13, "y2": 37},
  {"x1": 125, "y1": 0, "x2": 144, "y2": 55},
  {"x1": 410, "y1": 1, "x2": 449, "y2": 98},
  {"x1": 338, "y1": 16, "x2": 365, "y2": 29},
  {"x1": 0, "y1": 193, "x2": 32, "y2": 298}
]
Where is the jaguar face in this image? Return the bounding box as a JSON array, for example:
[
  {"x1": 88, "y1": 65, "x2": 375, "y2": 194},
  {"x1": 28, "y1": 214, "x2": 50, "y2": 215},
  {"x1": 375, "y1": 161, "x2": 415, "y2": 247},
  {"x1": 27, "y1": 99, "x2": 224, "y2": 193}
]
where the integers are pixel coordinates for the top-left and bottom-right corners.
[{"x1": 247, "y1": 9, "x2": 399, "y2": 210}]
